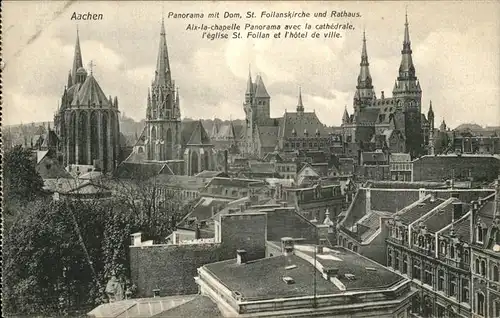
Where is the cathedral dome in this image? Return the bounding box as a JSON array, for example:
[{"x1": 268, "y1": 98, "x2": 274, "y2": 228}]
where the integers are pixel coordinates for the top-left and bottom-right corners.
[{"x1": 76, "y1": 67, "x2": 87, "y2": 75}]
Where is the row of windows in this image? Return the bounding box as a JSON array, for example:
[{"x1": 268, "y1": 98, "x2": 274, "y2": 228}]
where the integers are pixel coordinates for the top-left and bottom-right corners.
[
  {"x1": 390, "y1": 163, "x2": 413, "y2": 171},
  {"x1": 338, "y1": 235, "x2": 359, "y2": 253},
  {"x1": 285, "y1": 142, "x2": 325, "y2": 149},
  {"x1": 388, "y1": 249, "x2": 470, "y2": 303}
]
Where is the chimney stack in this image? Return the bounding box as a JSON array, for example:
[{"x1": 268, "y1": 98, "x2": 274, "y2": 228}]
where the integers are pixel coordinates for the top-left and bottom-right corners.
[
  {"x1": 281, "y1": 201, "x2": 288, "y2": 208},
  {"x1": 453, "y1": 202, "x2": 463, "y2": 221},
  {"x1": 224, "y1": 150, "x2": 229, "y2": 174},
  {"x1": 236, "y1": 249, "x2": 248, "y2": 265},
  {"x1": 430, "y1": 192, "x2": 437, "y2": 202},
  {"x1": 131, "y1": 232, "x2": 142, "y2": 247},
  {"x1": 381, "y1": 91, "x2": 385, "y2": 99}
]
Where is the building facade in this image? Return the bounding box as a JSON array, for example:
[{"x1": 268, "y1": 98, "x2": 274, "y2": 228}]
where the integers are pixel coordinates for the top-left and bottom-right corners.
[
  {"x1": 341, "y1": 14, "x2": 426, "y2": 160},
  {"x1": 53, "y1": 29, "x2": 121, "y2": 173}
]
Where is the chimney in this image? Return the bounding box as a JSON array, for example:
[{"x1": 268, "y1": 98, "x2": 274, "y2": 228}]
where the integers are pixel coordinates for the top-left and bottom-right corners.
[
  {"x1": 453, "y1": 202, "x2": 463, "y2": 221},
  {"x1": 239, "y1": 204, "x2": 245, "y2": 212},
  {"x1": 430, "y1": 192, "x2": 437, "y2": 202},
  {"x1": 224, "y1": 150, "x2": 229, "y2": 174},
  {"x1": 281, "y1": 201, "x2": 288, "y2": 208},
  {"x1": 195, "y1": 223, "x2": 201, "y2": 239},
  {"x1": 236, "y1": 249, "x2": 248, "y2": 265},
  {"x1": 211, "y1": 205, "x2": 216, "y2": 216},
  {"x1": 323, "y1": 267, "x2": 339, "y2": 280},
  {"x1": 131, "y1": 232, "x2": 142, "y2": 246},
  {"x1": 315, "y1": 245, "x2": 324, "y2": 254},
  {"x1": 381, "y1": 91, "x2": 385, "y2": 99},
  {"x1": 281, "y1": 237, "x2": 294, "y2": 256}
]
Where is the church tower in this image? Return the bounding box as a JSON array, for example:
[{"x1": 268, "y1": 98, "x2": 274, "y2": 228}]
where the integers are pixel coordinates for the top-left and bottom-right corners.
[
  {"x1": 243, "y1": 68, "x2": 271, "y2": 155},
  {"x1": 392, "y1": 12, "x2": 423, "y2": 158},
  {"x1": 353, "y1": 30, "x2": 376, "y2": 114},
  {"x1": 145, "y1": 18, "x2": 182, "y2": 161},
  {"x1": 55, "y1": 29, "x2": 121, "y2": 173}
]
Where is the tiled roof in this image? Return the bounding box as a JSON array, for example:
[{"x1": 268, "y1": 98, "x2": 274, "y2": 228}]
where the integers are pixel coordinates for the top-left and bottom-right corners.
[
  {"x1": 248, "y1": 162, "x2": 276, "y2": 174},
  {"x1": 113, "y1": 162, "x2": 167, "y2": 180},
  {"x1": 206, "y1": 177, "x2": 264, "y2": 188},
  {"x1": 257, "y1": 125, "x2": 280, "y2": 148},
  {"x1": 181, "y1": 196, "x2": 232, "y2": 224},
  {"x1": 365, "y1": 181, "x2": 448, "y2": 189},
  {"x1": 280, "y1": 112, "x2": 328, "y2": 138},
  {"x1": 254, "y1": 75, "x2": 270, "y2": 98},
  {"x1": 423, "y1": 200, "x2": 460, "y2": 233},
  {"x1": 398, "y1": 197, "x2": 446, "y2": 225},
  {"x1": 71, "y1": 75, "x2": 111, "y2": 107},
  {"x1": 361, "y1": 151, "x2": 387, "y2": 163},
  {"x1": 186, "y1": 120, "x2": 212, "y2": 145},
  {"x1": 369, "y1": 189, "x2": 420, "y2": 212},
  {"x1": 442, "y1": 213, "x2": 472, "y2": 243}
]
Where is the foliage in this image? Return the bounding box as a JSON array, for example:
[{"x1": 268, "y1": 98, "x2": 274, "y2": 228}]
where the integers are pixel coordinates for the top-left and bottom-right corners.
[
  {"x1": 3, "y1": 172, "x2": 193, "y2": 316},
  {"x1": 3, "y1": 145, "x2": 45, "y2": 203}
]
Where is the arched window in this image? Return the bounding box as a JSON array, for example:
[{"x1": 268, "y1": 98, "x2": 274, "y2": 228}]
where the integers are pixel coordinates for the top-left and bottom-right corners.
[
  {"x1": 475, "y1": 258, "x2": 480, "y2": 274},
  {"x1": 450, "y1": 244, "x2": 455, "y2": 259},
  {"x1": 494, "y1": 265, "x2": 499, "y2": 282},
  {"x1": 477, "y1": 292, "x2": 485, "y2": 316},
  {"x1": 353, "y1": 246, "x2": 358, "y2": 252},
  {"x1": 481, "y1": 260, "x2": 486, "y2": 276}
]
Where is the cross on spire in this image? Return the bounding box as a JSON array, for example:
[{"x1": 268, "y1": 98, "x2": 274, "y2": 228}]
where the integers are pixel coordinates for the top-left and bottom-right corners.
[{"x1": 88, "y1": 60, "x2": 95, "y2": 75}]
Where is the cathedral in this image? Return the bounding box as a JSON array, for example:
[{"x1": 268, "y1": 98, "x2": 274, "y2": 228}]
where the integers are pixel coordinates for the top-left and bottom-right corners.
[
  {"x1": 120, "y1": 19, "x2": 216, "y2": 176},
  {"x1": 53, "y1": 29, "x2": 121, "y2": 173},
  {"x1": 341, "y1": 13, "x2": 431, "y2": 159}
]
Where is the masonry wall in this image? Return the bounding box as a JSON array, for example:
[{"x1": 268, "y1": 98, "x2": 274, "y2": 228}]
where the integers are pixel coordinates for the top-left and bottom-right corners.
[
  {"x1": 412, "y1": 156, "x2": 500, "y2": 182},
  {"x1": 265, "y1": 208, "x2": 318, "y2": 243},
  {"x1": 219, "y1": 213, "x2": 267, "y2": 262},
  {"x1": 130, "y1": 243, "x2": 222, "y2": 298},
  {"x1": 130, "y1": 213, "x2": 267, "y2": 298}
]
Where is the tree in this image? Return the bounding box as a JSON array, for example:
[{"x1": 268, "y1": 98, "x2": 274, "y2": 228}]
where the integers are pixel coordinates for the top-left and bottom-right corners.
[{"x1": 4, "y1": 145, "x2": 45, "y2": 203}]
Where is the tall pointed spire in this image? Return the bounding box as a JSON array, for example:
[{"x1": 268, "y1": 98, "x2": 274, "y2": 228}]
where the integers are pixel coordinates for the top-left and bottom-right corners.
[
  {"x1": 71, "y1": 27, "x2": 83, "y2": 85},
  {"x1": 356, "y1": 29, "x2": 373, "y2": 89},
  {"x1": 342, "y1": 106, "x2": 349, "y2": 124},
  {"x1": 246, "y1": 65, "x2": 253, "y2": 95},
  {"x1": 154, "y1": 17, "x2": 171, "y2": 87},
  {"x1": 67, "y1": 71, "x2": 73, "y2": 88},
  {"x1": 398, "y1": 8, "x2": 415, "y2": 79},
  {"x1": 296, "y1": 87, "x2": 304, "y2": 112}
]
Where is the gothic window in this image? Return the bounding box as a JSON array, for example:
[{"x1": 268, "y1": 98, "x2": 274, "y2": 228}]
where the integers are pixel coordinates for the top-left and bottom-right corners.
[
  {"x1": 450, "y1": 244, "x2": 455, "y2": 259},
  {"x1": 475, "y1": 258, "x2": 480, "y2": 274},
  {"x1": 494, "y1": 265, "x2": 499, "y2": 282},
  {"x1": 402, "y1": 255, "x2": 408, "y2": 274},
  {"x1": 476, "y1": 292, "x2": 485, "y2": 316},
  {"x1": 481, "y1": 260, "x2": 486, "y2": 276},
  {"x1": 412, "y1": 295, "x2": 421, "y2": 314}
]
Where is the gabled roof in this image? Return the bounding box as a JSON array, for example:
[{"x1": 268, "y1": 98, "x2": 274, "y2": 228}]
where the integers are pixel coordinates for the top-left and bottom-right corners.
[
  {"x1": 279, "y1": 112, "x2": 327, "y2": 138},
  {"x1": 181, "y1": 120, "x2": 212, "y2": 146},
  {"x1": 257, "y1": 125, "x2": 280, "y2": 148}
]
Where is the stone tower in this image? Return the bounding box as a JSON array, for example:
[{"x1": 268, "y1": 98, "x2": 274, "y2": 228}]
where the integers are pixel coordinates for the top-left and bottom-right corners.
[
  {"x1": 243, "y1": 69, "x2": 271, "y2": 154},
  {"x1": 54, "y1": 29, "x2": 121, "y2": 173},
  {"x1": 392, "y1": 12, "x2": 423, "y2": 158},
  {"x1": 145, "y1": 18, "x2": 182, "y2": 161}
]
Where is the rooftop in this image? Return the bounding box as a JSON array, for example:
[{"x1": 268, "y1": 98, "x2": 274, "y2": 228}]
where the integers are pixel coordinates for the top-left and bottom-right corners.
[{"x1": 203, "y1": 244, "x2": 404, "y2": 301}]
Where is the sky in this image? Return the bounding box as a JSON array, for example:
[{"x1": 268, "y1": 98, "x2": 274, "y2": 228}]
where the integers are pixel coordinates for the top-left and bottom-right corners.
[{"x1": 3, "y1": 1, "x2": 500, "y2": 128}]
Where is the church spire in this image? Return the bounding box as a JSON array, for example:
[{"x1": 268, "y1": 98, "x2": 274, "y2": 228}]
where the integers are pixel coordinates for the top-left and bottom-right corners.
[
  {"x1": 71, "y1": 27, "x2": 83, "y2": 85},
  {"x1": 154, "y1": 17, "x2": 171, "y2": 87},
  {"x1": 342, "y1": 106, "x2": 349, "y2": 124},
  {"x1": 398, "y1": 9, "x2": 415, "y2": 79},
  {"x1": 67, "y1": 70, "x2": 73, "y2": 88},
  {"x1": 296, "y1": 87, "x2": 304, "y2": 112},
  {"x1": 246, "y1": 66, "x2": 253, "y2": 95},
  {"x1": 357, "y1": 29, "x2": 373, "y2": 89}
]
